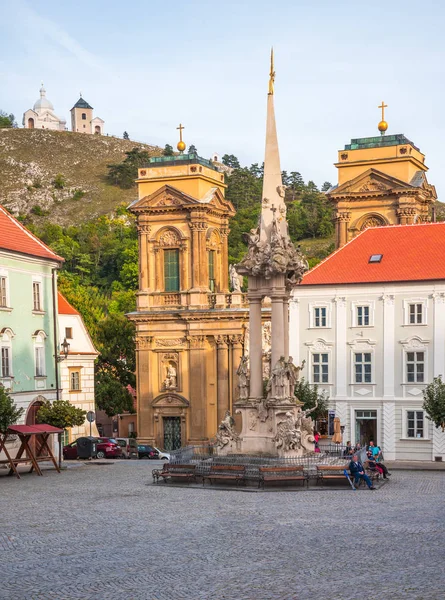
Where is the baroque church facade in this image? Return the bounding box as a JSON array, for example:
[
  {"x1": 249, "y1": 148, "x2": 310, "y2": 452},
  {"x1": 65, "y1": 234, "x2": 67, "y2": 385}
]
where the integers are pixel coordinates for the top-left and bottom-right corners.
[
  {"x1": 128, "y1": 151, "x2": 248, "y2": 450},
  {"x1": 327, "y1": 132, "x2": 437, "y2": 248}
]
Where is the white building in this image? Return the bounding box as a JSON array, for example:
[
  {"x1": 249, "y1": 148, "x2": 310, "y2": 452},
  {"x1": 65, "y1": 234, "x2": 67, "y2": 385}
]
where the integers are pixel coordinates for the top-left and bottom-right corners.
[
  {"x1": 23, "y1": 84, "x2": 66, "y2": 131},
  {"x1": 58, "y1": 292, "x2": 99, "y2": 441},
  {"x1": 290, "y1": 222, "x2": 445, "y2": 462}
]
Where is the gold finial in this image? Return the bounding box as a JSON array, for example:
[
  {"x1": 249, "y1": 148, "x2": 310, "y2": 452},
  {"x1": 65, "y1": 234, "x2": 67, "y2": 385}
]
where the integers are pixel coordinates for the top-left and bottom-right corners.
[
  {"x1": 176, "y1": 123, "x2": 186, "y2": 152},
  {"x1": 268, "y1": 47, "x2": 275, "y2": 95},
  {"x1": 378, "y1": 101, "x2": 388, "y2": 135}
]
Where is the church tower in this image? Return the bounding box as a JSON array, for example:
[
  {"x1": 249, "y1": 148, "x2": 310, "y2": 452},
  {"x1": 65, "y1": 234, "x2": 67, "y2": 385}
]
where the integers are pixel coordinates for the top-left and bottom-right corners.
[
  {"x1": 328, "y1": 103, "x2": 437, "y2": 248},
  {"x1": 128, "y1": 129, "x2": 248, "y2": 450},
  {"x1": 70, "y1": 95, "x2": 104, "y2": 134}
]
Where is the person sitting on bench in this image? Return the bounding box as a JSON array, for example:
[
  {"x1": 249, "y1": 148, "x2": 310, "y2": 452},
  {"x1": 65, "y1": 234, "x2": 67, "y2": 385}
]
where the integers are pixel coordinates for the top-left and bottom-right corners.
[
  {"x1": 349, "y1": 454, "x2": 376, "y2": 490},
  {"x1": 366, "y1": 450, "x2": 391, "y2": 479}
]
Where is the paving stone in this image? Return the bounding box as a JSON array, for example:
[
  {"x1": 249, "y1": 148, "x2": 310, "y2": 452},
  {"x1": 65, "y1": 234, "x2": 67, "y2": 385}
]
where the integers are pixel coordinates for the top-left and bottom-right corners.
[{"x1": 0, "y1": 463, "x2": 444, "y2": 600}]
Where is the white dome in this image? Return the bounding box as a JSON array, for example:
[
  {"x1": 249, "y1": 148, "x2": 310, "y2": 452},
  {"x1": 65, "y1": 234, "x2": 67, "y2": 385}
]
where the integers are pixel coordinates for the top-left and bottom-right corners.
[{"x1": 33, "y1": 84, "x2": 54, "y2": 112}]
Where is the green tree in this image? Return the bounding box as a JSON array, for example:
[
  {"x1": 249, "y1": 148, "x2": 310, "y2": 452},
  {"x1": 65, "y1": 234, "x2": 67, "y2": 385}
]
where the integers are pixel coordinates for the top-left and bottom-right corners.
[
  {"x1": 37, "y1": 399, "x2": 86, "y2": 465},
  {"x1": 222, "y1": 154, "x2": 240, "y2": 169},
  {"x1": 188, "y1": 144, "x2": 197, "y2": 154},
  {"x1": 123, "y1": 131, "x2": 130, "y2": 140},
  {"x1": 0, "y1": 387, "x2": 24, "y2": 433},
  {"x1": 95, "y1": 371, "x2": 134, "y2": 417},
  {"x1": 423, "y1": 375, "x2": 445, "y2": 432},
  {"x1": 163, "y1": 144, "x2": 174, "y2": 157},
  {"x1": 107, "y1": 148, "x2": 152, "y2": 189},
  {"x1": 0, "y1": 110, "x2": 16, "y2": 128},
  {"x1": 294, "y1": 377, "x2": 330, "y2": 424},
  {"x1": 321, "y1": 181, "x2": 333, "y2": 192}
]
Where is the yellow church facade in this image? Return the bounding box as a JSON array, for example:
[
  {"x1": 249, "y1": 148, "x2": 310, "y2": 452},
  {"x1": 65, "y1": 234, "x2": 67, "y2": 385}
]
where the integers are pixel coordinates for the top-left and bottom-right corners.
[
  {"x1": 328, "y1": 129, "x2": 437, "y2": 248},
  {"x1": 128, "y1": 151, "x2": 248, "y2": 449}
]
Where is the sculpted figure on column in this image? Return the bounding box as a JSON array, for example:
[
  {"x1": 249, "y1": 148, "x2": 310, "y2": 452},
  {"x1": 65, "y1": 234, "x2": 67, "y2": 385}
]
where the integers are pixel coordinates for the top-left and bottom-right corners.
[{"x1": 236, "y1": 356, "x2": 250, "y2": 400}]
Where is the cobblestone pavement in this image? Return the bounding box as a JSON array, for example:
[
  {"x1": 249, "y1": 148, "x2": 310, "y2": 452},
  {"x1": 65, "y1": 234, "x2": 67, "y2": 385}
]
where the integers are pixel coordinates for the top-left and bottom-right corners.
[{"x1": 1, "y1": 462, "x2": 444, "y2": 600}]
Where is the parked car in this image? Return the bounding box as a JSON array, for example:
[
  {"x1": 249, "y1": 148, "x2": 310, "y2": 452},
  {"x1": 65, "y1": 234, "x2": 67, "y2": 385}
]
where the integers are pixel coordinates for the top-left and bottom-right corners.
[
  {"x1": 137, "y1": 444, "x2": 159, "y2": 459},
  {"x1": 154, "y1": 447, "x2": 170, "y2": 461},
  {"x1": 63, "y1": 438, "x2": 122, "y2": 460},
  {"x1": 116, "y1": 438, "x2": 139, "y2": 459}
]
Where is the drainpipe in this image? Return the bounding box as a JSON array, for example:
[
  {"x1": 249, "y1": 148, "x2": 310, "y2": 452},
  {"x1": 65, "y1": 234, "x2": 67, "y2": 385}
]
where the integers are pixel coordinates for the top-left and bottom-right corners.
[{"x1": 51, "y1": 267, "x2": 62, "y2": 468}]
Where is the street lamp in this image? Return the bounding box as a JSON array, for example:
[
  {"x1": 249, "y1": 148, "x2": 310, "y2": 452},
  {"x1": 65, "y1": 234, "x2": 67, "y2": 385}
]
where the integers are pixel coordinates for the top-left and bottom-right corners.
[{"x1": 57, "y1": 337, "x2": 70, "y2": 362}]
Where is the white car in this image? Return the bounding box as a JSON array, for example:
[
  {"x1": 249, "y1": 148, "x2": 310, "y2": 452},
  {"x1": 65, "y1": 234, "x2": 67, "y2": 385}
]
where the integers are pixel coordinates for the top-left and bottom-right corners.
[{"x1": 154, "y1": 447, "x2": 170, "y2": 460}]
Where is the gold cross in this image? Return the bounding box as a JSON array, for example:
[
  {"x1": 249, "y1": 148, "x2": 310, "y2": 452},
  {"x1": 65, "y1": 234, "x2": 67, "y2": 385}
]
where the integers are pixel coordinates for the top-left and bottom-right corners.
[
  {"x1": 378, "y1": 101, "x2": 387, "y2": 121},
  {"x1": 177, "y1": 123, "x2": 184, "y2": 142}
]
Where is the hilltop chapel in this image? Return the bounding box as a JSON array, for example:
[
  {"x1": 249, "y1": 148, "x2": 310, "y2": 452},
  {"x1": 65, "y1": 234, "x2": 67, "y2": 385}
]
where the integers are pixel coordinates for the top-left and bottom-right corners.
[
  {"x1": 23, "y1": 84, "x2": 67, "y2": 130},
  {"x1": 128, "y1": 128, "x2": 249, "y2": 450},
  {"x1": 327, "y1": 103, "x2": 437, "y2": 247}
]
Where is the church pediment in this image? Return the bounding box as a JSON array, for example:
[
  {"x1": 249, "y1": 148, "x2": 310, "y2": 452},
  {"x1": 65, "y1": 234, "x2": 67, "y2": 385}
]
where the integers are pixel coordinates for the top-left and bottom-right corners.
[
  {"x1": 152, "y1": 393, "x2": 190, "y2": 407},
  {"x1": 129, "y1": 184, "x2": 235, "y2": 215},
  {"x1": 329, "y1": 168, "x2": 415, "y2": 197}
]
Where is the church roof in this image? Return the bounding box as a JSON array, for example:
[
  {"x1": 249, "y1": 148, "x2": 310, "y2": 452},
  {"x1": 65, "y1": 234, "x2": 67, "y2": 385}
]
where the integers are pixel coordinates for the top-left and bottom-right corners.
[
  {"x1": 33, "y1": 85, "x2": 54, "y2": 112},
  {"x1": 72, "y1": 97, "x2": 93, "y2": 110},
  {"x1": 344, "y1": 133, "x2": 419, "y2": 152},
  {"x1": 0, "y1": 206, "x2": 64, "y2": 263},
  {"x1": 300, "y1": 222, "x2": 445, "y2": 286}
]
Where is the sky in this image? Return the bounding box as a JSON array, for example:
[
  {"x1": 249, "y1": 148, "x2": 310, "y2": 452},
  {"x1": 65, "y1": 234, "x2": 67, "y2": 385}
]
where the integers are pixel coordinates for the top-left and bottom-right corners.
[{"x1": 1, "y1": 0, "x2": 445, "y2": 196}]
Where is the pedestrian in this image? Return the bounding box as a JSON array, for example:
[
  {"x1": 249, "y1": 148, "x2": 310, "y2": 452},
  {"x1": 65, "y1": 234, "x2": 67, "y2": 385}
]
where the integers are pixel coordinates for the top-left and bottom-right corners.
[
  {"x1": 349, "y1": 454, "x2": 376, "y2": 490},
  {"x1": 314, "y1": 431, "x2": 321, "y2": 453}
]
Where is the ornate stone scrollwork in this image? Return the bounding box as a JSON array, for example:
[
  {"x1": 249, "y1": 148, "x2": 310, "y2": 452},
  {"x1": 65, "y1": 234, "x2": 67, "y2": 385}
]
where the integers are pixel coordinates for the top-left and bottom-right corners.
[
  {"x1": 215, "y1": 411, "x2": 240, "y2": 449},
  {"x1": 159, "y1": 229, "x2": 181, "y2": 247},
  {"x1": 155, "y1": 338, "x2": 186, "y2": 347},
  {"x1": 274, "y1": 412, "x2": 301, "y2": 451}
]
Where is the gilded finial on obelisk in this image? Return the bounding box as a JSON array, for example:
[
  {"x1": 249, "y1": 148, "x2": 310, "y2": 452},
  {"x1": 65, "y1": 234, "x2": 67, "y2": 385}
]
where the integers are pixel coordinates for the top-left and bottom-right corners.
[
  {"x1": 268, "y1": 47, "x2": 275, "y2": 95},
  {"x1": 176, "y1": 123, "x2": 186, "y2": 153},
  {"x1": 378, "y1": 101, "x2": 388, "y2": 136}
]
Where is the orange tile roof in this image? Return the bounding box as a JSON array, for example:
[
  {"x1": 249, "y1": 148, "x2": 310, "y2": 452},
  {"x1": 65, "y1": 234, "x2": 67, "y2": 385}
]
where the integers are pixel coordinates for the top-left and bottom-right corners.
[
  {"x1": 58, "y1": 292, "x2": 79, "y2": 315},
  {"x1": 301, "y1": 223, "x2": 445, "y2": 286},
  {"x1": 0, "y1": 206, "x2": 63, "y2": 262}
]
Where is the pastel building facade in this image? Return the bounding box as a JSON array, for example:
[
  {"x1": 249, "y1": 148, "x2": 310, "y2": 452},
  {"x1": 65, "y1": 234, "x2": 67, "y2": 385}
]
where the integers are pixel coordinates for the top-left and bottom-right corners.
[
  {"x1": 290, "y1": 223, "x2": 445, "y2": 462},
  {"x1": 23, "y1": 85, "x2": 66, "y2": 131},
  {"x1": 58, "y1": 292, "x2": 99, "y2": 441}
]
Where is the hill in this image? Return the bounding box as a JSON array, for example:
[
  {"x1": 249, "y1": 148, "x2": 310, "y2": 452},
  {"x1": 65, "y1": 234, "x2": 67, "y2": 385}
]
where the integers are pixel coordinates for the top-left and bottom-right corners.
[{"x1": 0, "y1": 128, "x2": 161, "y2": 225}]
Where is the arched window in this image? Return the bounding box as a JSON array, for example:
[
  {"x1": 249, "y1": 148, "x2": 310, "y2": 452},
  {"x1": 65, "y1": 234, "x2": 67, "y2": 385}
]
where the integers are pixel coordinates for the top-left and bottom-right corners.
[
  {"x1": 0, "y1": 328, "x2": 14, "y2": 381},
  {"x1": 28, "y1": 118, "x2": 35, "y2": 129},
  {"x1": 208, "y1": 250, "x2": 216, "y2": 292},
  {"x1": 94, "y1": 125, "x2": 101, "y2": 134}
]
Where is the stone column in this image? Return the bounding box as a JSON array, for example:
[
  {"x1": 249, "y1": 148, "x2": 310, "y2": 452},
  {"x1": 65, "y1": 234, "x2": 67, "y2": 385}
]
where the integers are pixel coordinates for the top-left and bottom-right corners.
[
  {"x1": 199, "y1": 224, "x2": 209, "y2": 289},
  {"x1": 137, "y1": 223, "x2": 151, "y2": 290},
  {"x1": 283, "y1": 296, "x2": 289, "y2": 359},
  {"x1": 249, "y1": 297, "x2": 263, "y2": 399},
  {"x1": 288, "y1": 297, "x2": 299, "y2": 365},
  {"x1": 336, "y1": 211, "x2": 351, "y2": 248},
  {"x1": 188, "y1": 335, "x2": 207, "y2": 442},
  {"x1": 220, "y1": 227, "x2": 230, "y2": 293},
  {"x1": 271, "y1": 295, "x2": 285, "y2": 367},
  {"x1": 230, "y1": 334, "x2": 244, "y2": 406},
  {"x1": 216, "y1": 335, "x2": 229, "y2": 424},
  {"x1": 190, "y1": 223, "x2": 200, "y2": 289},
  {"x1": 154, "y1": 247, "x2": 161, "y2": 291},
  {"x1": 180, "y1": 243, "x2": 187, "y2": 292}
]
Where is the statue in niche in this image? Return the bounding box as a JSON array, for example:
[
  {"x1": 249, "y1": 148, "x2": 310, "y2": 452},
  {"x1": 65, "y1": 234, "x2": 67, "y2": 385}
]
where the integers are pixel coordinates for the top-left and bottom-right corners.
[
  {"x1": 229, "y1": 264, "x2": 243, "y2": 292},
  {"x1": 215, "y1": 410, "x2": 239, "y2": 448},
  {"x1": 163, "y1": 361, "x2": 177, "y2": 390},
  {"x1": 236, "y1": 356, "x2": 249, "y2": 400}
]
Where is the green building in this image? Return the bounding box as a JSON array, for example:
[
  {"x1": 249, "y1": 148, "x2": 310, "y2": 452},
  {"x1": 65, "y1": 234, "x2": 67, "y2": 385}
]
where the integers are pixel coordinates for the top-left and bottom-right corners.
[{"x1": 0, "y1": 206, "x2": 63, "y2": 427}]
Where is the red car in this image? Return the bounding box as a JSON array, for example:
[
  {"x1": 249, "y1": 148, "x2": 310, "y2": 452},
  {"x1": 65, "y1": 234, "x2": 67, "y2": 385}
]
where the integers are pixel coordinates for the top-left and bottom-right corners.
[{"x1": 63, "y1": 437, "x2": 122, "y2": 460}]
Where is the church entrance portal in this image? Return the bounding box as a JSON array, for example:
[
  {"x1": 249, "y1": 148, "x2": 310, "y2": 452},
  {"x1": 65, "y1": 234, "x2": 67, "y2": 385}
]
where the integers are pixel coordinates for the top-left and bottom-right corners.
[
  {"x1": 94, "y1": 126, "x2": 101, "y2": 134},
  {"x1": 28, "y1": 118, "x2": 35, "y2": 129},
  {"x1": 163, "y1": 417, "x2": 181, "y2": 451}
]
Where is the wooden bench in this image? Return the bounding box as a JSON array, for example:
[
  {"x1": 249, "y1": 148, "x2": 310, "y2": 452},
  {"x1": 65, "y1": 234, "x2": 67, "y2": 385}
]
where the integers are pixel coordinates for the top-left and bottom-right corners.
[
  {"x1": 258, "y1": 465, "x2": 309, "y2": 489},
  {"x1": 203, "y1": 465, "x2": 245, "y2": 486},
  {"x1": 316, "y1": 465, "x2": 350, "y2": 487},
  {"x1": 153, "y1": 464, "x2": 197, "y2": 484}
]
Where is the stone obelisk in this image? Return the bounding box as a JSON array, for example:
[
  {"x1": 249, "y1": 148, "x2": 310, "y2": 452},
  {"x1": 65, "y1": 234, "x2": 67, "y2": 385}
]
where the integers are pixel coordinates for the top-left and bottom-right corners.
[{"x1": 213, "y1": 51, "x2": 310, "y2": 457}]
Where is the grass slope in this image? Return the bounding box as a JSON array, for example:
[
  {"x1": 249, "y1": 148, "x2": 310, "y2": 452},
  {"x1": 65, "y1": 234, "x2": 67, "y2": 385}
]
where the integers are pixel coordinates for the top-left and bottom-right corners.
[{"x1": 0, "y1": 128, "x2": 161, "y2": 225}]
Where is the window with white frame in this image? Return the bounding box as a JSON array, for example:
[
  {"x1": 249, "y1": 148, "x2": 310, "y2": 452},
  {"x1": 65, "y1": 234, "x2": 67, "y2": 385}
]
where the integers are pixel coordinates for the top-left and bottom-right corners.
[
  {"x1": 408, "y1": 303, "x2": 423, "y2": 324},
  {"x1": 70, "y1": 370, "x2": 81, "y2": 391},
  {"x1": 1, "y1": 347, "x2": 11, "y2": 377},
  {"x1": 0, "y1": 276, "x2": 7, "y2": 308},
  {"x1": 406, "y1": 351, "x2": 425, "y2": 383},
  {"x1": 312, "y1": 353, "x2": 329, "y2": 383},
  {"x1": 354, "y1": 352, "x2": 372, "y2": 383},
  {"x1": 34, "y1": 332, "x2": 46, "y2": 377},
  {"x1": 33, "y1": 281, "x2": 42, "y2": 311},
  {"x1": 314, "y1": 307, "x2": 327, "y2": 327},
  {"x1": 407, "y1": 410, "x2": 424, "y2": 438},
  {"x1": 356, "y1": 305, "x2": 370, "y2": 326},
  {"x1": 0, "y1": 330, "x2": 13, "y2": 378}
]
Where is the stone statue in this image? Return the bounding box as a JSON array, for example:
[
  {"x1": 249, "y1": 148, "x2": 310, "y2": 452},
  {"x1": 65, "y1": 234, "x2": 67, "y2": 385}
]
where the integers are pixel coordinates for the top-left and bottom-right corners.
[
  {"x1": 266, "y1": 355, "x2": 287, "y2": 400},
  {"x1": 215, "y1": 410, "x2": 239, "y2": 449},
  {"x1": 286, "y1": 357, "x2": 305, "y2": 396},
  {"x1": 229, "y1": 264, "x2": 242, "y2": 292},
  {"x1": 274, "y1": 411, "x2": 301, "y2": 451},
  {"x1": 163, "y1": 362, "x2": 177, "y2": 390},
  {"x1": 236, "y1": 355, "x2": 249, "y2": 400}
]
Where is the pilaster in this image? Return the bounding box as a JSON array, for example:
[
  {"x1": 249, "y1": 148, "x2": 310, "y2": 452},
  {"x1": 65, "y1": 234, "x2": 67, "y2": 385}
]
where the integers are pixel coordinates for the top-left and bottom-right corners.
[
  {"x1": 215, "y1": 335, "x2": 229, "y2": 425},
  {"x1": 334, "y1": 296, "x2": 347, "y2": 398},
  {"x1": 382, "y1": 294, "x2": 395, "y2": 398},
  {"x1": 432, "y1": 292, "x2": 445, "y2": 377}
]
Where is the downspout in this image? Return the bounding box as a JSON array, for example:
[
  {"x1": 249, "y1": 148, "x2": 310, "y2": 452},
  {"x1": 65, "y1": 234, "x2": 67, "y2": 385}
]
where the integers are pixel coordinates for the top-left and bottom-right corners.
[{"x1": 51, "y1": 267, "x2": 62, "y2": 468}]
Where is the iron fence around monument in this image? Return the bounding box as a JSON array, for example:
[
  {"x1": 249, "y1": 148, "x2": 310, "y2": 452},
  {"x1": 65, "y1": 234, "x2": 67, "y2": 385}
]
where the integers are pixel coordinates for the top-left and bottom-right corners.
[{"x1": 167, "y1": 443, "x2": 367, "y2": 482}]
